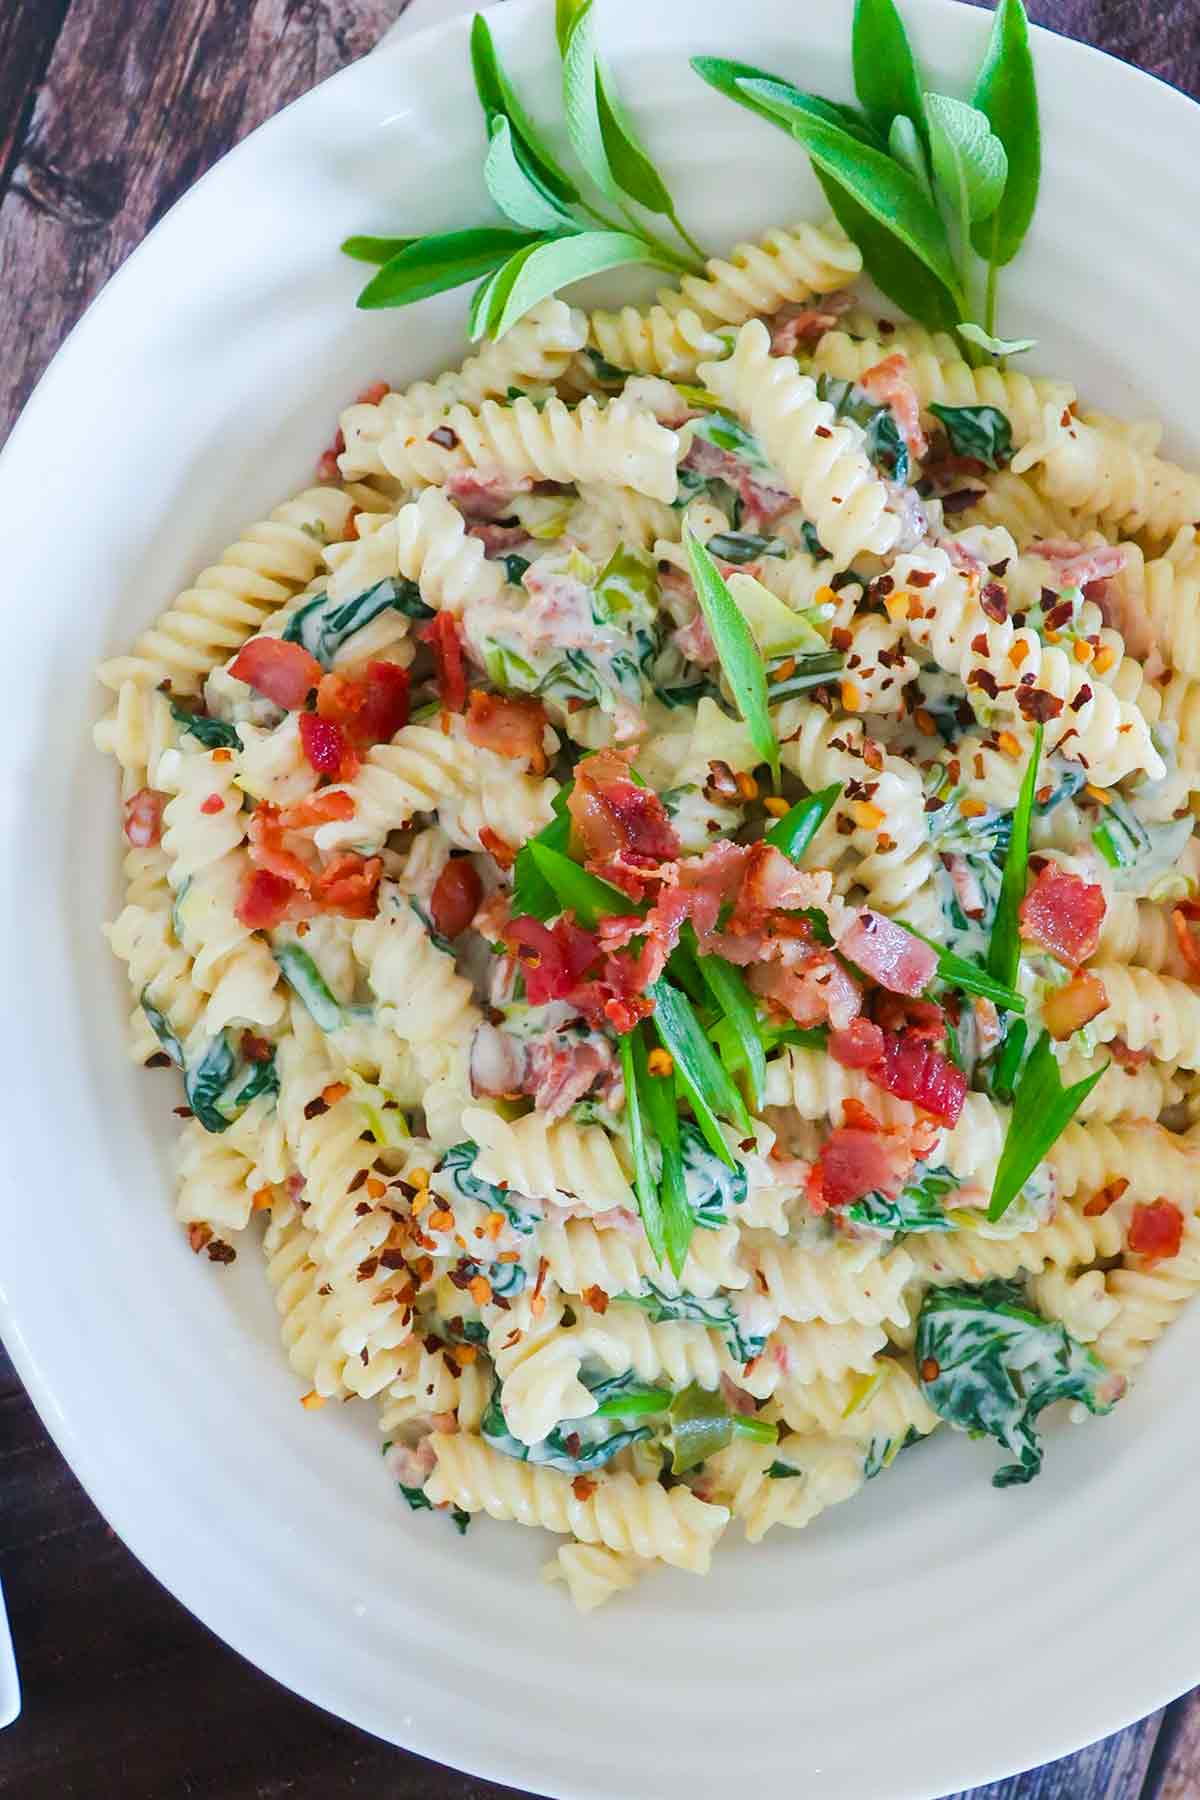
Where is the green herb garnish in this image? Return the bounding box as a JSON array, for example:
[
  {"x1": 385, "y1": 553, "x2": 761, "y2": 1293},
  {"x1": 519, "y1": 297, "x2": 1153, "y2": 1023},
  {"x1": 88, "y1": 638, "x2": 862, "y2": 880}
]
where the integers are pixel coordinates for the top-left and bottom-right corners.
[
  {"x1": 620, "y1": 1026, "x2": 670, "y2": 1268},
  {"x1": 648, "y1": 978, "x2": 750, "y2": 1162},
  {"x1": 763, "y1": 784, "x2": 842, "y2": 862},
  {"x1": 168, "y1": 701, "x2": 242, "y2": 752},
  {"x1": 987, "y1": 1032, "x2": 1106, "y2": 1222},
  {"x1": 927, "y1": 403, "x2": 1014, "y2": 468},
  {"x1": 694, "y1": 948, "x2": 767, "y2": 1110},
  {"x1": 916, "y1": 1281, "x2": 1123, "y2": 1485},
  {"x1": 683, "y1": 525, "x2": 779, "y2": 787},
  {"x1": 526, "y1": 841, "x2": 636, "y2": 930}
]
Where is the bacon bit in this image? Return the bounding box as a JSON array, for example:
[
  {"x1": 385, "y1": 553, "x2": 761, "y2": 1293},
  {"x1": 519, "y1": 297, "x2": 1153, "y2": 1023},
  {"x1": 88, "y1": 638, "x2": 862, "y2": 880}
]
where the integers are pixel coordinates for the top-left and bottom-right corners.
[
  {"x1": 873, "y1": 1030, "x2": 966, "y2": 1125},
  {"x1": 229, "y1": 637, "x2": 323, "y2": 710},
  {"x1": 809, "y1": 1121, "x2": 908, "y2": 1212},
  {"x1": 840, "y1": 679, "x2": 864, "y2": 712},
  {"x1": 300, "y1": 1390, "x2": 326, "y2": 1410},
  {"x1": 580, "y1": 1285, "x2": 610, "y2": 1314},
  {"x1": 838, "y1": 910, "x2": 937, "y2": 997},
  {"x1": 572, "y1": 1476, "x2": 598, "y2": 1502},
  {"x1": 235, "y1": 866, "x2": 299, "y2": 930},
  {"x1": 465, "y1": 689, "x2": 548, "y2": 772},
  {"x1": 1129, "y1": 1199, "x2": 1184, "y2": 1262},
  {"x1": 762, "y1": 795, "x2": 789, "y2": 817},
  {"x1": 123, "y1": 787, "x2": 168, "y2": 847},
  {"x1": 1042, "y1": 970, "x2": 1108, "y2": 1039},
  {"x1": 504, "y1": 915, "x2": 602, "y2": 1003},
  {"x1": 847, "y1": 799, "x2": 885, "y2": 831},
  {"x1": 317, "y1": 662, "x2": 411, "y2": 749},
  {"x1": 1083, "y1": 1176, "x2": 1130, "y2": 1218},
  {"x1": 647, "y1": 1048, "x2": 675, "y2": 1078},
  {"x1": 568, "y1": 747, "x2": 680, "y2": 899},
  {"x1": 187, "y1": 1222, "x2": 213, "y2": 1254},
  {"x1": 311, "y1": 852, "x2": 382, "y2": 919},
  {"x1": 241, "y1": 1032, "x2": 272, "y2": 1063},
  {"x1": 980, "y1": 582, "x2": 1007, "y2": 623},
  {"x1": 857, "y1": 353, "x2": 928, "y2": 459},
  {"x1": 1019, "y1": 865, "x2": 1106, "y2": 967},
  {"x1": 829, "y1": 1018, "x2": 885, "y2": 1069},
  {"x1": 430, "y1": 857, "x2": 484, "y2": 940},
  {"x1": 1093, "y1": 643, "x2": 1116, "y2": 673},
  {"x1": 419, "y1": 612, "x2": 468, "y2": 712}
]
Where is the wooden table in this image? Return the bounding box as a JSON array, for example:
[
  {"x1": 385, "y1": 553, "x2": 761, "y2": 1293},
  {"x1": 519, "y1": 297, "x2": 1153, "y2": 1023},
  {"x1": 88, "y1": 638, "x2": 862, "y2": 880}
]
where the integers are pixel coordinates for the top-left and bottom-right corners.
[{"x1": 2, "y1": 0, "x2": 1200, "y2": 1793}]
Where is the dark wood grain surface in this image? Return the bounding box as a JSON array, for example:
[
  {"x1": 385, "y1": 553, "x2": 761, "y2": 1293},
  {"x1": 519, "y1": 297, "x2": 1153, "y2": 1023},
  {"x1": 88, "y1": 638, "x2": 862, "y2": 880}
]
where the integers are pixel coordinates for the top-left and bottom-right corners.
[{"x1": 2, "y1": 2, "x2": 1199, "y2": 1796}]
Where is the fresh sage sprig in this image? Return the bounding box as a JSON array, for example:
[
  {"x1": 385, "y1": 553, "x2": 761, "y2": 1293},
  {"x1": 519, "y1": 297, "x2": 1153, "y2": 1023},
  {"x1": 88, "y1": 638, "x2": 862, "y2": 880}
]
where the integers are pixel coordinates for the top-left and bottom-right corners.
[
  {"x1": 692, "y1": 0, "x2": 1040, "y2": 356},
  {"x1": 347, "y1": 8, "x2": 705, "y2": 336}
]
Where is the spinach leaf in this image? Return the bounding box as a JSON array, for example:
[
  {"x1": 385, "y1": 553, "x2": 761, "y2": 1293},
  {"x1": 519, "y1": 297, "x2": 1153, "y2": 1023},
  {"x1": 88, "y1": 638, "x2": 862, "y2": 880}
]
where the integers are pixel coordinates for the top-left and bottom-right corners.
[
  {"x1": 184, "y1": 1033, "x2": 237, "y2": 1134},
  {"x1": 812, "y1": 164, "x2": 963, "y2": 333},
  {"x1": 224, "y1": 1053, "x2": 279, "y2": 1112},
  {"x1": 398, "y1": 1483, "x2": 433, "y2": 1512},
  {"x1": 816, "y1": 373, "x2": 910, "y2": 482},
  {"x1": 283, "y1": 577, "x2": 431, "y2": 667},
  {"x1": 140, "y1": 996, "x2": 185, "y2": 1069},
  {"x1": 704, "y1": 531, "x2": 789, "y2": 564},
  {"x1": 438, "y1": 1142, "x2": 539, "y2": 1234},
  {"x1": 916, "y1": 1280, "x2": 1124, "y2": 1485},
  {"x1": 847, "y1": 1163, "x2": 959, "y2": 1233},
  {"x1": 502, "y1": 553, "x2": 531, "y2": 584},
  {"x1": 168, "y1": 701, "x2": 242, "y2": 752},
  {"x1": 480, "y1": 1379, "x2": 653, "y2": 1474},
  {"x1": 679, "y1": 1120, "x2": 748, "y2": 1228},
  {"x1": 928, "y1": 402, "x2": 1013, "y2": 469},
  {"x1": 617, "y1": 1283, "x2": 767, "y2": 1365},
  {"x1": 273, "y1": 943, "x2": 344, "y2": 1033},
  {"x1": 988, "y1": 1033, "x2": 1106, "y2": 1222}
]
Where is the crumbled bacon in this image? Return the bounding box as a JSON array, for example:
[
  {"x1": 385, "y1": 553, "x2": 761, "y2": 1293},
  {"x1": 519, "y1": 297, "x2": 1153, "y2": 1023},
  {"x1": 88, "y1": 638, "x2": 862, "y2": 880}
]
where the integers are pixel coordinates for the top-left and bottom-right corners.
[
  {"x1": 444, "y1": 469, "x2": 532, "y2": 521},
  {"x1": 429, "y1": 857, "x2": 483, "y2": 939},
  {"x1": 679, "y1": 434, "x2": 795, "y2": 532},
  {"x1": 1105, "y1": 1036, "x2": 1151, "y2": 1071},
  {"x1": 837, "y1": 909, "x2": 937, "y2": 996},
  {"x1": 872, "y1": 1030, "x2": 966, "y2": 1125},
  {"x1": 465, "y1": 689, "x2": 548, "y2": 771},
  {"x1": 829, "y1": 1018, "x2": 885, "y2": 1069},
  {"x1": 310, "y1": 852, "x2": 381, "y2": 918},
  {"x1": 1041, "y1": 970, "x2": 1108, "y2": 1040},
  {"x1": 316, "y1": 661, "x2": 410, "y2": 748},
  {"x1": 567, "y1": 749, "x2": 680, "y2": 899},
  {"x1": 809, "y1": 1117, "x2": 913, "y2": 1212},
  {"x1": 768, "y1": 290, "x2": 853, "y2": 357},
  {"x1": 1018, "y1": 864, "x2": 1106, "y2": 966},
  {"x1": 750, "y1": 950, "x2": 862, "y2": 1032},
  {"x1": 502, "y1": 916, "x2": 602, "y2": 1006},
  {"x1": 123, "y1": 787, "x2": 167, "y2": 848},
  {"x1": 235, "y1": 866, "x2": 300, "y2": 929},
  {"x1": 228, "y1": 637, "x2": 323, "y2": 710},
  {"x1": 526, "y1": 1038, "x2": 614, "y2": 1121},
  {"x1": 672, "y1": 607, "x2": 718, "y2": 667},
  {"x1": 419, "y1": 612, "x2": 467, "y2": 713},
  {"x1": 858, "y1": 353, "x2": 928, "y2": 460},
  {"x1": 1029, "y1": 540, "x2": 1128, "y2": 590},
  {"x1": 1128, "y1": 1199, "x2": 1184, "y2": 1263}
]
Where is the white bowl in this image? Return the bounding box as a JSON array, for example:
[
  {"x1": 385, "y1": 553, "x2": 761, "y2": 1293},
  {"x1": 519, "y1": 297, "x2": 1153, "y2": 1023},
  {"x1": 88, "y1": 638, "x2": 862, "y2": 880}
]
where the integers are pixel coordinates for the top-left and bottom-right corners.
[{"x1": 1, "y1": 2, "x2": 1198, "y2": 1794}]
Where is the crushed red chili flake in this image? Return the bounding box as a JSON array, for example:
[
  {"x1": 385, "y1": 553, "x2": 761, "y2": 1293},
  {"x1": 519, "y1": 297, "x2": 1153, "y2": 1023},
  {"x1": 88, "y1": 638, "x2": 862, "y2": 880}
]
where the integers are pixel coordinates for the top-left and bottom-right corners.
[
  {"x1": 173, "y1": 1105, "x2": 194, "y2": 1119},
  {"x1": 980, "y1": 582, "x2": 1007, "y2": 621},
  {"x1": 815, "y1": 424, "x2": 832, "y2": 439},
  {"x1": 920, "y1": 1357, "x2": 940, "y2": 1382},
  {"x1": 572, "y1": 1476, "x2": 598, "y2": 1501},
  {"x1": 206, "y1": 1239, "x2": 236, "y2": 1265},
  {"x1": 580, "y1": 1285, "x2": 610, "y2": 1314},
  {"x1": 830, "y1": 627, "x2": 852, "y2": 652},
  {"x1": 1069, "y1": 684, "x2": 1093, "y2": 712},
  {"x1": 428, "y1": 424, "x2": 459, "y2": 449},
  {"x1": 1083, "y1": 1177, "x2": 1129, "y2": 1218},
  {"x1": 967, "y1": 668, "x2": 999, "y2": 698},
  {"x1": 187, "y1": 1223, "x2": 213, "y2": 1254},
  {"x1": 1016, "y1": 687, "x2": 1064, "y2": 723},
  {"x1": 970, "y1": 632, "x2": 990, "y2": 656},
  {"x1": 144, "y1": 1052, "x2": 172, "y2": 1069}
]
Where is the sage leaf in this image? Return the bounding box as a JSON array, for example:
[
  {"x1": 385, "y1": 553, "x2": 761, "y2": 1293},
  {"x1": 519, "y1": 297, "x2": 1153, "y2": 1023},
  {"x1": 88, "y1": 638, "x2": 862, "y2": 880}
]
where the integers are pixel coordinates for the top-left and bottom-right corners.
[
  {"x1": 957, "y1": 321, "x2": 1036, "y2": 357},
  {"x1": 562, "y1": 1, "x2": 619, "y2": 202},
  {"x1": 683, "y1": 525, "x2": 779, "y2": 787},
  {"x1": 742, "y1": 94, "x2": 965, "y2": 308},
  {"x1": 969, "y1": 0, "x2": 1040, "y2": 266},
  {"x1": 691, "y1": 58, "x2": 881, "y2": 148},
  {"x1": 925, "y1": 94, "x2": 1008, "y2": 236},
  {"x1": 813, "y1": 165, "x2": 961, "y2": 331},
  {"x1": 469, "y1": 263, "x2": 508, "y2": 339},
  {"x1": 852, "y1": 0, "x2": 928, "y2": 146},
  {"x1": 471, "y1": 12, "x2": 578, "y2": 207},
  {"x1": 595, "y1": 58, "x2": 676, "y2": 217},
  {"x1": 888, "y1": 115, "x2": 932, "y2": 201},
  {"x1": 484, "y1": 116, "x2": 577, "y2": 231},
  {"x1": 341, "y1": 234, "x2": 417, "y2": 265},
  {"x1": 357, "y1": 227, "x2": 537, "y2": 310},
  {"x1": 490, "y1": 230, "x2": 665, "y2": 339}
]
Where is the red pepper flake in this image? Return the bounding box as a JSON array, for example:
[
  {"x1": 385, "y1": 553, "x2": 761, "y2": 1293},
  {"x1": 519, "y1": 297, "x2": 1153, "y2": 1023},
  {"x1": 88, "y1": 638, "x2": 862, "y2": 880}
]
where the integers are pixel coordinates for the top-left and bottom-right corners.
[
  {"x1": 1083, "y1": 1177, "x2": 1129, "y2": 1218},
  {"x1": 580, "y1": 1285, "x2": 610, "y2": 1314},
  {"x1": 980, "y1": 582, "x2": 1007, "y2": 622},
  {"x1": 572, "y1": 1476, "x2": 598, "y2": 1501},
  {"x1": 815, "y1": 424, "x2": 832, "y2": 439},
  {"x1": 206, "y1": 1239, "x2": 236, "y2": 1265},
  {"x1": 920, "y1": 1357, "x2": 940, "y2": 1382},
  {"x1": 1069, "y1": 684, "x2": 1093, "y2": 713},
  {"x1": 187, "y1": 1223, "x2": 213, "y2": 1254},
  {"x1": 970, "y1": 632, "x2": 990, "y2": 656},
  {"x1": 303, "y1": 1096, "x2": 330, "y2": 1120},
  {"x1": 967, "y1": 668, "x2": 999, "y2": 698},
  {"x1": 1128, "y1": 1199, "x2": 1184, "y2": 1262},
  {"x1": 1016, "y1": 687, "x2": 1064, "y2": 723},
  {"x1": 144, "y1": 1051, "x2": 172, "y2": 1070},
  {"x1": 241, "y1": 1031, "x2": 272, "y2": 1063},
  {"x1": 428, "y1": 425, "x2": 459, "y2": 449}
]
